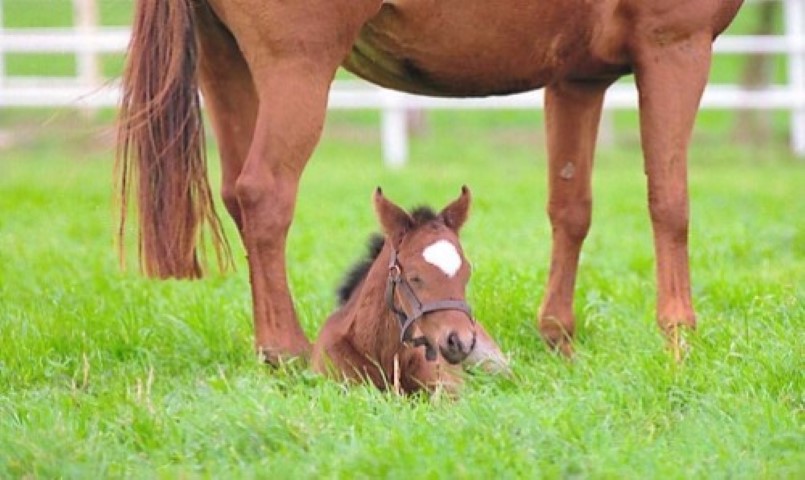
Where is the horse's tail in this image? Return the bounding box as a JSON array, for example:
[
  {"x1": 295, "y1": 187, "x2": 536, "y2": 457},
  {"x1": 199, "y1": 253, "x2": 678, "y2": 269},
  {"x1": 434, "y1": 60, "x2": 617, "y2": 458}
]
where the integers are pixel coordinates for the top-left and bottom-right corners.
[{"x1": 116, "y1": 0, "x2": 231, "y2": 278}]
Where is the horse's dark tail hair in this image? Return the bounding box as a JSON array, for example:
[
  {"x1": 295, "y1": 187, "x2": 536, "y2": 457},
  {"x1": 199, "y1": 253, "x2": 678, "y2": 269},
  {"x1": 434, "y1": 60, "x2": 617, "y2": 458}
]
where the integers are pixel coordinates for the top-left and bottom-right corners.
[{"x1": 116, "y1": 0, "x2": 231, "y2": 278}]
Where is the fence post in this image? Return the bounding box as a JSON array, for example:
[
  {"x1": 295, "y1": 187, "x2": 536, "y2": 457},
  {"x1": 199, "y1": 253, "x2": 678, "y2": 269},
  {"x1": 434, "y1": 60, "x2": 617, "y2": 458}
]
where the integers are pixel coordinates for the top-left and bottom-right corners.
[
  {"x1": 784, "y1": 0, "x2": 805, "y2": 156},
  {"x1": 0, "y1": 0, "x2": 5, "y2": 87},
  {"x1": 598, "y1": 110, "x2": 615, "y2": 147},
  {"x1": 73, "y1": 0, "x2": 100, "y2": 116},
  {"x1": 381, "y1": 89, "x2": 409, "y2": 168}
]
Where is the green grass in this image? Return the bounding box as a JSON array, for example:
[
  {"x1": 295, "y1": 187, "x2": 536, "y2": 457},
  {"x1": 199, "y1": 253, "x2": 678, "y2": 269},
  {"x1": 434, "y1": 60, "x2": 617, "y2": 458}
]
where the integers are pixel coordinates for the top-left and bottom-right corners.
[{"x1": 0, "y1": 109, "x2": 803, "y2": 478}]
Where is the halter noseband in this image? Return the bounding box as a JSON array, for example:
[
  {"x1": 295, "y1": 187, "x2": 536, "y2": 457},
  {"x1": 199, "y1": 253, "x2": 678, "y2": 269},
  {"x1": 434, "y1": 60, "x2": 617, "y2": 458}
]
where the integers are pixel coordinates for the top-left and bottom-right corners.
[{"x1": 384, "y1": 247, "x2": 474, "y2": 360}]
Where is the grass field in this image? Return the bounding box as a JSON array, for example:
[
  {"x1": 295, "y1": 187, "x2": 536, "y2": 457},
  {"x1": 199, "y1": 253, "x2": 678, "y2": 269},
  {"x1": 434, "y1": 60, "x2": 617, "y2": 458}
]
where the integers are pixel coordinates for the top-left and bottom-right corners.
[{"x1": 0, "y1": 108, "x2": 803, "y2": 478}]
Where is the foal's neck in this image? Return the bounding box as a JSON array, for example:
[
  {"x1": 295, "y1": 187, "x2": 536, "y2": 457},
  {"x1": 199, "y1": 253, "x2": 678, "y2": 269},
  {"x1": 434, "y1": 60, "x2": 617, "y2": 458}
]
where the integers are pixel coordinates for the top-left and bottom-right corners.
[
  {"x1": 346, "y1": 244, "x2": 406, "y2": 367},
  {"x1": 341, "y1": 242, "x2": 447, "y2": 393}
]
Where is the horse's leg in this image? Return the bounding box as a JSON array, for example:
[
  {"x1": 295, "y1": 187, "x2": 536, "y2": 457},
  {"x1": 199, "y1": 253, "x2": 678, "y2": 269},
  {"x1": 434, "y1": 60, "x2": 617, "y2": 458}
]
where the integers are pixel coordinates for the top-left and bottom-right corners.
[
  {"x1": 216, "y1": 2, "x2": 380, "y2": 363},
  {"x1": 233, "y1": 70, "x2": 331, "y2": 362},
  {"x1": 633, "y1": 33, "x2": 712, "y2": 358},
  {"x1": 195, "y1": 6, "x2": 257, "y2": 233},
  {"x1": 194, "y1": 7, "x2": 280, "y2": 358},
  {"x1": 538, "y1": 80, "x2": 610, "y2": 355}
]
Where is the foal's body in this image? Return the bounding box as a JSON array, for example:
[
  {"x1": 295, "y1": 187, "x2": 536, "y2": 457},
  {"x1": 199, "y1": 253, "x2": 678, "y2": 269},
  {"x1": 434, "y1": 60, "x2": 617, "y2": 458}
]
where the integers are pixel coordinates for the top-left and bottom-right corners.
[
  {"x1": 119, "y1": 1, "x2": 744, "y2": 360},
  {"x1": 313, "y1": 243, "x2": 459, "y2": 393}
]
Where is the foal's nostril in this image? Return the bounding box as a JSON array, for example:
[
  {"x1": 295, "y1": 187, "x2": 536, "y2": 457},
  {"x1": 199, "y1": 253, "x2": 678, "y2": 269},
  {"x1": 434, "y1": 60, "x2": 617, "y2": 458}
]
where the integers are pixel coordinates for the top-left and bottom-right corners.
[
  {"x1": 447, "y1": 331, "x2": 462, "y2": 352},
  {"x1": 442, "y1": 331, "x2": 471, "y2": 364}
]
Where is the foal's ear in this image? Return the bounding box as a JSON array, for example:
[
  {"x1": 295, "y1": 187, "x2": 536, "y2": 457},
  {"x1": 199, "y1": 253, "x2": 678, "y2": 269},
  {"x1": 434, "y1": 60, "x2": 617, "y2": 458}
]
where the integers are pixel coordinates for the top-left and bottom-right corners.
[
  {"x1": 440, "y1": 185, "x2": 471, "y2": 232},
  {"x1": 374, "y1": 187, "x2": 413, "y2": 246}
]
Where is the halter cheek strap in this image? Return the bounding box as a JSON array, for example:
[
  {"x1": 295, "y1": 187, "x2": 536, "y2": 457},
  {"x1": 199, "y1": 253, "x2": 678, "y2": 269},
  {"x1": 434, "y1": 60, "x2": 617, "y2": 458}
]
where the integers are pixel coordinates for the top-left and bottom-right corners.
[{"x1": 385, "y1": 248, "x2": 474, "y2": 360}]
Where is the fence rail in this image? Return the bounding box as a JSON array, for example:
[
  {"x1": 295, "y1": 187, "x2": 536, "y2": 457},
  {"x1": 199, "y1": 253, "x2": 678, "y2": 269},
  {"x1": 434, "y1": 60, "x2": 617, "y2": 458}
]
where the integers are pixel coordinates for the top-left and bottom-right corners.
[{"x1": 1, "y1": 0, "x2": 804, "y2": 162}]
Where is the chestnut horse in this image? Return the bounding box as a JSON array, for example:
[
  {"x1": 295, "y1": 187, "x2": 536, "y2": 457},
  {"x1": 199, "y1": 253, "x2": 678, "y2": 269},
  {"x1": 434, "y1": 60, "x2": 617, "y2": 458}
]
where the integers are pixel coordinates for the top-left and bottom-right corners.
[
  {"x1": 117, "y1": 0, "x2": 744, "y2": 361},
  {"x1": 313, "y1": 187, "x2": 506, "y2": 393}
]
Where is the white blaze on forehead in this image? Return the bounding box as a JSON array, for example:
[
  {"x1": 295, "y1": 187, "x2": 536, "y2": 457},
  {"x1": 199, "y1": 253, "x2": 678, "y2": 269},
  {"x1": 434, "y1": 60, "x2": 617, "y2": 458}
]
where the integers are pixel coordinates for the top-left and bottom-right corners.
[{"x1": 422, "y1": 240, "x2": 462, "y2": 277}]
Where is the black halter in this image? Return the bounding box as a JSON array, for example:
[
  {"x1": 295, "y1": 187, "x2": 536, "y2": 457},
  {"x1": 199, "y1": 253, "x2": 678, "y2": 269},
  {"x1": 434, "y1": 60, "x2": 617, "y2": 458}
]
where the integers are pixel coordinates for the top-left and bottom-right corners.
[{"x1": 384, "y1": 247, "x2": 474, "y2": 360}]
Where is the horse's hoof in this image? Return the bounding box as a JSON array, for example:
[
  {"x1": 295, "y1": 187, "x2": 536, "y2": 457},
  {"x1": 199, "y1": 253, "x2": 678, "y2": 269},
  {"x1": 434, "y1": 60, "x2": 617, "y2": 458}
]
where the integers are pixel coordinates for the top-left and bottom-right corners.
[
  {"x1": 257, "y1": 342, "x2": 312, "y2": 367},
  {"x1": 664, "y1": 324, "x2": 693, "y2": 363},
  {"x1": 538, "y1": 315, "x2": 574, "y2": 358},
  {"x1": 542, "y1": 337, "x2": 575, "y2": 358},
  {"x1": 543, "y1": 338, "x2": 574, "y2": 358}
]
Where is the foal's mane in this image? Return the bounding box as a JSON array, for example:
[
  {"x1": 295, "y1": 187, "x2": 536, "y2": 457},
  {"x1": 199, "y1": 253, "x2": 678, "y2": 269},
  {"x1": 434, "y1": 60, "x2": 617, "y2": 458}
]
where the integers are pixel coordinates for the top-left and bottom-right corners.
[{"x1": 336, "y1": 206, "x2": 439, "y2": 305}]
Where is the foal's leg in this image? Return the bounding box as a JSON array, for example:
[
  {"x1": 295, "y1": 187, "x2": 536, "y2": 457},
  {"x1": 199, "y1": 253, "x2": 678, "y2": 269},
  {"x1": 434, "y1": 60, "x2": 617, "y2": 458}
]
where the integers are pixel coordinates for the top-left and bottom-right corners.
[
  {"x1": 403, "y1": 352, "x2": 462, "y2": 395},
  {"x1": 464, "y1": 321, "x2": 508, "y2": 373},
  {"x1": 315, "y1": 338, "x2": 387, "y2": 389},
  {"x1": 538, "y1": 80, "x2": 610, "y2": 355},
  {"x1": 633, "y1": 34, "x2": 712, "y2": 358}
]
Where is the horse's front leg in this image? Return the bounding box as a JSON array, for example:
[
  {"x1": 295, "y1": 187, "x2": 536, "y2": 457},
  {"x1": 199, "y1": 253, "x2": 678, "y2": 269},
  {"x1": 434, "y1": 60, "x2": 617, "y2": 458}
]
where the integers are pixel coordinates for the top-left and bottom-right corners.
[
  {"x1": 538, "y1": 80, "x2": 610, "y2": 355},
  {"x1": 634, "y1": 33, "x2": 712, "y2": 358}
]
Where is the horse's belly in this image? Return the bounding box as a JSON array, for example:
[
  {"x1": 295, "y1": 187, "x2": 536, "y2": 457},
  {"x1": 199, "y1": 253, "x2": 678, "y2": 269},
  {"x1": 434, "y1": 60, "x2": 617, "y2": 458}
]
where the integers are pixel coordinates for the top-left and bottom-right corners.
[{"x1": 343, "y1": 0, "x2": 628, "y2": 96}]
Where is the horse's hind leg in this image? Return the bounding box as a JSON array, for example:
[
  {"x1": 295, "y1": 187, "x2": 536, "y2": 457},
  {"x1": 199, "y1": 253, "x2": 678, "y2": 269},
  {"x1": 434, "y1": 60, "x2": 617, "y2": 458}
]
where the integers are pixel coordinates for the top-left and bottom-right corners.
[
  {"x1": 633, "y1": 33, "x2": 712, "y2": 358},
  {"x1": 538, "y1": 79, "x2": 611, "y2": 355},
  {"x1": 195, "y1": 5, "x2": 257, "y2": 234},
  {"x1": 209, "y1": 1, "x2": 380, "y2": 363},
  {"x1": 194, "y1": 6, "x2": 281, "y2": 355}
]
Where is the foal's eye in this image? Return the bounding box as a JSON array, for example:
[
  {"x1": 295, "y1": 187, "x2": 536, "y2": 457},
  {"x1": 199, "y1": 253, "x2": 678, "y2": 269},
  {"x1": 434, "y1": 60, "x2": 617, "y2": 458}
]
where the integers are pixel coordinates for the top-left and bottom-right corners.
[{"x1": 409, "y1": 275, "x2": 424, "y2": 286}]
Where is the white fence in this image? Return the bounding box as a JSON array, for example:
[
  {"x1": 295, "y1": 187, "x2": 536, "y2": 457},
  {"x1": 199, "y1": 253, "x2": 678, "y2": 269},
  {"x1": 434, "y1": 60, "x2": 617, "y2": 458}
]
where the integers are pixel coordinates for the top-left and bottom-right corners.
[{"x1": 1, "y1": 0, "x2": 803, "y2": 163}]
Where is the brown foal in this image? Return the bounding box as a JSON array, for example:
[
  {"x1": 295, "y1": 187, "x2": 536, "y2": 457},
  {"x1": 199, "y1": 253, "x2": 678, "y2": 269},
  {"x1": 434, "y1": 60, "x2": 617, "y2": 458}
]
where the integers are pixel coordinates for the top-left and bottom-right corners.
[
  {"x1": 313, "y1": 187, "x2": 502, "y2": 393},
  {"x1": 118, "y1": 0, "x2": 744, "y2": 362}
]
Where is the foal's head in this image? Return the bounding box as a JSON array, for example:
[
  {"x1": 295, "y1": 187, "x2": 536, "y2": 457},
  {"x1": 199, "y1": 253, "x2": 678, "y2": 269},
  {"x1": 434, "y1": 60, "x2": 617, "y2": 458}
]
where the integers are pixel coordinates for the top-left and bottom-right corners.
[{"x1": 374, "y1": 186, "x2": 476, "y2": 365}]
